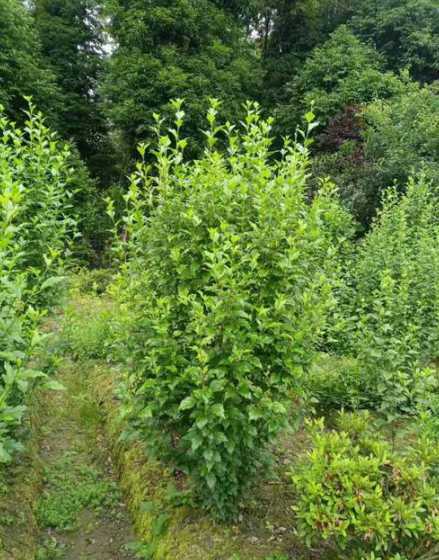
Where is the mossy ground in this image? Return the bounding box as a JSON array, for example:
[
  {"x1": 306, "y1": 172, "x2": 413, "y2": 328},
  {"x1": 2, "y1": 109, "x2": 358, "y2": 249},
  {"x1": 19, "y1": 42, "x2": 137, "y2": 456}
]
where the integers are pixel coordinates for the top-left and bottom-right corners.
[
  {"x1": 90, "y1": 359, "x2": 313, "y2": 560},
  {"x1": 0, "y1": 305, "x2": 137, "y2": 560},
  {"x1": 34, "y1": 359, "x2": 137, "y2": 560}
]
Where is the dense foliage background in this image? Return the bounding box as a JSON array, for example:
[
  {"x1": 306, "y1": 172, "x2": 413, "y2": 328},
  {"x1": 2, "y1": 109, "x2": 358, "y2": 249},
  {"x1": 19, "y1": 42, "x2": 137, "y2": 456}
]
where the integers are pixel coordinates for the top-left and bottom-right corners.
[{"x1": 0, "y1": 0, "x2": 436, "y2": 233}]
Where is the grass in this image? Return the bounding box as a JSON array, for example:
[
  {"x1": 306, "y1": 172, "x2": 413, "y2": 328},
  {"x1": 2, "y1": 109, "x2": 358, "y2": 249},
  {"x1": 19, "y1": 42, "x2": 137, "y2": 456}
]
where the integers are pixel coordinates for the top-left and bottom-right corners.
[{"x1": 36, "y1": 451, "x2": 121, "y2": 530}]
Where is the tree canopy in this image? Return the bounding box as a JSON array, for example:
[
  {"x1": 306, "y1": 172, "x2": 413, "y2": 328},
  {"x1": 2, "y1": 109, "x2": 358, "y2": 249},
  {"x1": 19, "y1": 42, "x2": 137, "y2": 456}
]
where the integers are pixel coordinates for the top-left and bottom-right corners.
[
  {"x1": 0, "y1": 0, "x2": 60, "y2": 124},
  {"x1": 0, "y1": 0, "x2": 437, "y2": 227},
  {"x1": 277, "y1": 26, "x2": 405, "y2": 134},
  {"x1": 33, "y1": 0, "x2": 111, "y2": 181},
  {"x1": 103, "y1": 0, "x2": 262, "y2": 158},
  {"x1": 351, "y1": 0, "x2": 439, "y2": 83}
]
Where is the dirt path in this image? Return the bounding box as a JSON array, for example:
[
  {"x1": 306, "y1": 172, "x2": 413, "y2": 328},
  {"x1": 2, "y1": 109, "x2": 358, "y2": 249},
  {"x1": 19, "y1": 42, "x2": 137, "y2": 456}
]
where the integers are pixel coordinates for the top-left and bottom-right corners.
[{"x1": 34, "y1": 359, "x2": 137, "y2": 560}]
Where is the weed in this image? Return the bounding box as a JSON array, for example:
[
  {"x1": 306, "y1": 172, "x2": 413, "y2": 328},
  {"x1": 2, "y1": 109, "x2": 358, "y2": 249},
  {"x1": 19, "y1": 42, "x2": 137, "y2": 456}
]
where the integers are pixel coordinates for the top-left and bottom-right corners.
[{"x1": 36, "y1": 452, "x2": 120, "y2": 530}]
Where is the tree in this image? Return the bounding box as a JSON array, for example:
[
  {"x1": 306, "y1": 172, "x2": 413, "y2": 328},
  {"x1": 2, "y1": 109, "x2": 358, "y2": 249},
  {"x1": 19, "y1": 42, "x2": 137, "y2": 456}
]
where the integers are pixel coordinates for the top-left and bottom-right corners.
[
  {"x1": 351, "y1": 0, "x2": 439, "y2": 83},
  {"x1": 256, "y1": 0, "x2": 438, "y2": 107},
  {"x1": 0, "y1": 0, "x2": 60, "y2": 124},
  {"x1": 277, "y1": 26, "x2": 405, "y2": 134},
  {"x1": 259, "y1": 0, "x2": 356, "y2": 104},
  {"x1": 103, "y1": 0, "x2": 262, "y2": 161},
  {"x1": 33, "y1": 0, "x2": 112, "y2": 181},
  {"x1": 313, "y1": 81, "x2": 439, "y2": 226},
  {"x1": 212, "y1": 0, "x2": 254, "y2": 19}
]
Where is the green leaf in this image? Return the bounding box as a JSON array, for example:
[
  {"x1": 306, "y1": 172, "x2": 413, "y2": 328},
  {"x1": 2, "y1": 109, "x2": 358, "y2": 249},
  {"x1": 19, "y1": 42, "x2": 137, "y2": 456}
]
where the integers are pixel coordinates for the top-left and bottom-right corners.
[
  {"x1": 206, "y1": 474, "x2": 216, "y2": 490},
  {"x1": 40, "y1": 276, "x2": 66, "y2": 291},
  {"x1": 179, "y1": 396, "x2": 195, "y2": 411},
  {"x1": 211, "y1": 403, "x2": 225, "y2": 419},
  {"x1": 44, "y1": 379, "x2": 66, "y2": 391}
]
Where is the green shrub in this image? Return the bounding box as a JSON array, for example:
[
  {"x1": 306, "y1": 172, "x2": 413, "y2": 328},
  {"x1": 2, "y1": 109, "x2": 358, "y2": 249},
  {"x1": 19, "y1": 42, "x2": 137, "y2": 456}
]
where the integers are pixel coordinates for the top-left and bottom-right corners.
[
  {"x1": 319, "y1": 175, "x2": 439, "y2": 416},
  {"x1": 360, "y1": 83, "x2": 439, "y2": 221},
  {"x1": 293, "y1": 412, "x2": 439, "y2": 559},
  {"x1": 350, "y1": 176, "x2": 439, "y2": 369},
  {"x1": 305, "y1": 353, "x2": 369, "y2": 412},
  {"x1": 0, "y1": 176, "x2": 42, "y2": 461},
  {"x1": 0, "y1": 105, "x2": 75, "y2": 461},
  {"x1": 0, "y1": 103, "x2": 76, "y2": 303},
  {"x1": 306, "y1": 356, "x2": 439, "y2": 418},
  {"x1": 113, "y1": 101, "x2": 352, "y2": 518}
]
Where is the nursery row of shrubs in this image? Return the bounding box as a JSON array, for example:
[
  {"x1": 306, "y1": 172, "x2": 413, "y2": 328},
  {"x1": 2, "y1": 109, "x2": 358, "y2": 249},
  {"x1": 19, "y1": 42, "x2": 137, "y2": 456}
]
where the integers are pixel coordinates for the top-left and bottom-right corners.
[
  {"x1": 3, "y1": 99, "x2": 439, "y2": 558},
  {"x1": 0, "y1": 106, "x2": 75, "y2": 462},
  {"x1": 309, "y1": 175, "x2": 439, "y2": 412}
]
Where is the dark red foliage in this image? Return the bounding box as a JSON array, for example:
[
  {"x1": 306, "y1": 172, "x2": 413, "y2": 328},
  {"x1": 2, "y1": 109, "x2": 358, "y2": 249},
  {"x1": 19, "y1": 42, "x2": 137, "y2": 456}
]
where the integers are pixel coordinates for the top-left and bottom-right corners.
[{"x1": 319, "y1": 105, "x2": 364, "y2": 151}]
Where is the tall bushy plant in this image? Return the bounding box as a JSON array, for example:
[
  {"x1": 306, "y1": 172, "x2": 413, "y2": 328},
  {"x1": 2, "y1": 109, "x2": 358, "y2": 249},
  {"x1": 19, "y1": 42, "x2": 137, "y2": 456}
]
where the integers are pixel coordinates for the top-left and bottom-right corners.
[
  {"x1": 323, "y1": 176, "x2": 439, "y2": 412},
  {"x1": 0, "y1": 104, "x2": 76, "y2": 302},
  {"x1": 0, "y1": 175, "x2": 40, "y2": 461},
  {"x1": 115, "y1": 102, "x2": 352, "y2": 518},
  {"x1": 0, "y1": 105, "x2": 75, "y2": 461},
  {"x1": 351, "y1": 176, "x2": 439, "y2": 370}
]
